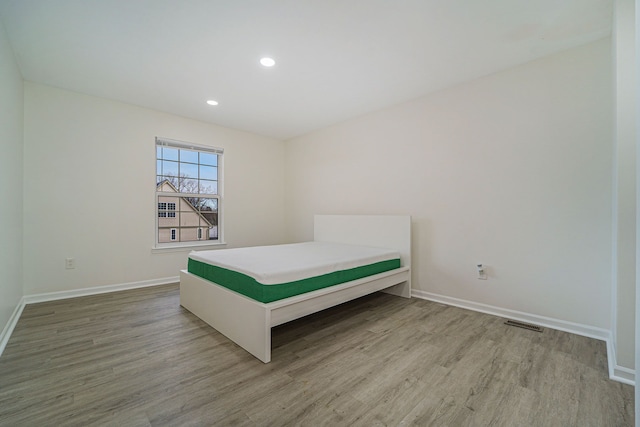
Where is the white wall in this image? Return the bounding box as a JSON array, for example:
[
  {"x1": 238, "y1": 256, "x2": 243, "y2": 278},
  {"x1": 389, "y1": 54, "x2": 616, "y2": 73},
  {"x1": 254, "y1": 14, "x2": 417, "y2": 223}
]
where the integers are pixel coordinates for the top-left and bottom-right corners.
[
  {"x1": 0, "y1": 20, "x2": 23, "y2": 330},
  {"x1": 285, "y1": 39, "x2": 613, "y2": 329},
  {"x1": 635, "y1": 0, "x2": 640, "y2": 414},
  {"x1": 23, "y1": 83, "x2": 286, "y2": 295},
  {"x1": 613, "y1": 0, "x2": 637, "y2": 375}
]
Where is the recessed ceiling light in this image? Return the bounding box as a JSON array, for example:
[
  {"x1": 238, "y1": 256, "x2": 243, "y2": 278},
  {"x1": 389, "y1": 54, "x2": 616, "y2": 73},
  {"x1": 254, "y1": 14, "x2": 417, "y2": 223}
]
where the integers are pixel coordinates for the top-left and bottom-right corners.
[
  {"x1": 260, "y1": 57, "x2": 275, "y2": 67},
  {"x1": 206, "y1": 100, "x2": 219, "y2": 106}
]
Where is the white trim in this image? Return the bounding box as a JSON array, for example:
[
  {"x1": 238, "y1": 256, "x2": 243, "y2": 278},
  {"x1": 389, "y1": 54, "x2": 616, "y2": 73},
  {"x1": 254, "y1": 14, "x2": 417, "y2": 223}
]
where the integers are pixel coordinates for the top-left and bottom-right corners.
[
  {"x1": 216, "y1": 152, "x2": 224, "y2": 243},
  {"x1": 412, "y1": 290, "x2": 610, "y2": 339},
  {"x1": 412, "y1": 290, "x2": 635, "y2": 385},
  {"x1": 156, "y1": 136, "x2": 224, "y2": 154},
  {"x1": 0, "y1": 297, "x2": 26, "y2": 357},
  {"x1": 612, "y1": 366, "x2": 636, "y2": 385},
  {"x1": 23, "y1": 276, "x2": 179, "y2": 305},
  {"x1": 606, "y1": 338, "x2": 617, "y2": 383},
  {"x1": 606, "y1": 337, "x2": 636, "y2": 385},
  {"x1": 151, "y1": 241, "x2": 227, "y2": 254}
]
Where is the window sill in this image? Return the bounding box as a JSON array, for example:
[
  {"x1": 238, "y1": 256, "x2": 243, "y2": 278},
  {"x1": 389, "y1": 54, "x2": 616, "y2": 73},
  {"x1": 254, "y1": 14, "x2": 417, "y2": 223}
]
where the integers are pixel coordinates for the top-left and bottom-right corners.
[{"x1": 151, "y1": 241, "x2": 227, "y2": 254}]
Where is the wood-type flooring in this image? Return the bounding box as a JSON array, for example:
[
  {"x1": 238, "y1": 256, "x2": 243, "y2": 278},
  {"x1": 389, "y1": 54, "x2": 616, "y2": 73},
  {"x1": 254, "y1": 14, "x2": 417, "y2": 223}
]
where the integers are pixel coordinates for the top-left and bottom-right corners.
[{"x1": 0, "y1": 284, "x2": 634, "y2": 426}]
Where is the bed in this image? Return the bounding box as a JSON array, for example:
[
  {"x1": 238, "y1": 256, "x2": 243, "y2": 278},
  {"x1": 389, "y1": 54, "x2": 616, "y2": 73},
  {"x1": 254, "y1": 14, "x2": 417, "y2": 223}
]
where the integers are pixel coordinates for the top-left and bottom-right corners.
[{"x1": 180, "y1": 214, "x2": 411, "y2": 362}]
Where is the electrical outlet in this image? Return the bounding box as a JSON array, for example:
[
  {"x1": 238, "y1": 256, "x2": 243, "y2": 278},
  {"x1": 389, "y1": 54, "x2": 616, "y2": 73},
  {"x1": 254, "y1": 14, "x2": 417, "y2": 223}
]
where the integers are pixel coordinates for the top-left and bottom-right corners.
[
  {"x1": 65, "y1": 257, "x2": 75, "y2": 269},
  {"x1": 477, "y1": 263, "x2": 487, "y2": 280}
]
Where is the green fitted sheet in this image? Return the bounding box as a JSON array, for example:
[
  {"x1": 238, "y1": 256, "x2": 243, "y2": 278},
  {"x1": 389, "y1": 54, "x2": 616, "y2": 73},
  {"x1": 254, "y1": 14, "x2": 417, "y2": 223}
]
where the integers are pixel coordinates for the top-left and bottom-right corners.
[{"x1": 187, "y1": 257, "x2": 401, "y2": 303}]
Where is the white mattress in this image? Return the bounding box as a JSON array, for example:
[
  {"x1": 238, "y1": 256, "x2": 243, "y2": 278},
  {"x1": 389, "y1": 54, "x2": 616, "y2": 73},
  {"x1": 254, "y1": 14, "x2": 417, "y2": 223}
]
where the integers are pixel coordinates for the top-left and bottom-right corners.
[{"x1": 188, "y1": 241, "x2": 400, "y2": 285}]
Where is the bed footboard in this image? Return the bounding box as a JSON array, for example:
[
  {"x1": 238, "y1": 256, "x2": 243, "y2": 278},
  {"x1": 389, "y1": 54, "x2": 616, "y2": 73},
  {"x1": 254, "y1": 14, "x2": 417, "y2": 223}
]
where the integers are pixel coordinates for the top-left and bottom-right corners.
[{"x1": 180, "y1": 270, "x2": 272, "y2": 362}]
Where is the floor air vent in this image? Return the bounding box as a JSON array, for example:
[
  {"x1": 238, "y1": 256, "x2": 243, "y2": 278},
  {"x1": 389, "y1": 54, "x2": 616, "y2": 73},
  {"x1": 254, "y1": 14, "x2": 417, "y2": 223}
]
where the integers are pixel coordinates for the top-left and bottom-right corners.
[{"x1": 504, "y1": 320, "x2": 543, "y2": 333}]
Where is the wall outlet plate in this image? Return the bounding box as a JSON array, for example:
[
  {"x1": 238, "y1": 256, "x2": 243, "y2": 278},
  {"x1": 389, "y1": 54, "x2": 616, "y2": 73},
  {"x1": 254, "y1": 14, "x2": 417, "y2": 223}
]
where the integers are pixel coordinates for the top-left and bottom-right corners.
[{"x1": 477, "y1": 264, "x2": 487, "y2": 280}]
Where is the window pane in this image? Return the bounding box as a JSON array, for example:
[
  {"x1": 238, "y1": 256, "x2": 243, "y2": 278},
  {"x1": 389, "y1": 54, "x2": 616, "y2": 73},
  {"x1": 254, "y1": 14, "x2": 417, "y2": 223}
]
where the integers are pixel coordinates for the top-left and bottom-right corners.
[
  {"x1": 180, "y1": 210, "x2": 199, "y2": 226},
  {"x1": 178, "y1": 199, "x2": 192, "y2": 210},
  {"x1": 158, "y1": 215, "x2": 179, "y2": 226},
  {"x1": 199, "y1": 180, "x2": 218, "y2": 194},
  {"x1": 158, "y1": 196, "x2": 180, "y2": 227},
  {"x1": 200, "y1": 152, "x2": 218, "y2": 166},
  {"x1": 211, "y1": 228, "x2": 219, "y2": 240},
  {"x1": 162, "y1": 160, "x2": 179, "y2": 176},
  {"x1": 160, "y1": 176, "x2": 182, "y2": 192},
  {"x1": 198, "y1": 196, "x2": 219, "y2": 241},
  {"x1": 198, "y1": 198, "x2": 218, "y2": 211},
  {"x1": 158, "y1": 229, "x2": 174, "y2": 243},
  {"x1": 159, "y1": 176, "x2": 178, "y2": 190},
  {"x1": 180, "y1": 162, "x2": 198, "y2": 179},
  {"x1": 162, "y1": 147, "x2": 178, "y2": 161},
  {"x1": 201, "y1": 213, "x2": 217, "y2": 227},
  {"x1": 180, "y1": 178, "x2": 199, "y2": 193},
  {"x1": 158, "y1": 196, "x2": 177, "y2": 204},
  {"x1": 180, "y1": 149, "x2": 198, "y2": 164},
  {"x1": 156, "y1": 146, "x2": 162, "y2": 159},
  {"x1": 199, "y1": 165, "x2": 217, "y2": 181},
  {"x1": 156, "y1": 160, "x2": 162, "y2": 175},
  {"x1": 184, "y1": 197, "x2": 200, "y2": 211}
]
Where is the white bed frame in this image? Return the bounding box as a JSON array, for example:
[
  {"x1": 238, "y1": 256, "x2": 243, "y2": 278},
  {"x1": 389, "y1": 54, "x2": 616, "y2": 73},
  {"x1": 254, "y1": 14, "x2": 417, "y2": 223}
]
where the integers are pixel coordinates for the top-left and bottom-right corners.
[{"x1": 180, "y1": 214, "x2": 411, "y2": 363}]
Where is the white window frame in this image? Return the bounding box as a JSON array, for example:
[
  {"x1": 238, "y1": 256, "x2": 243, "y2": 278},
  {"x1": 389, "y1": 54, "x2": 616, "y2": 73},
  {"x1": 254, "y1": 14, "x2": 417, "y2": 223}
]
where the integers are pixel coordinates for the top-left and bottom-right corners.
[{"x1": 154, "y1": 137, "x2": 225, "y2": 251}]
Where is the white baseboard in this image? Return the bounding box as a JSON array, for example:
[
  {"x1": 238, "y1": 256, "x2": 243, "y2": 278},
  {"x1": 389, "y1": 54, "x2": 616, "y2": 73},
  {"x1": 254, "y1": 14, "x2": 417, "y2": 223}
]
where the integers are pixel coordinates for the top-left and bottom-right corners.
[
  {"x1": 0, "y1": 276, "x2": 179, "y2": 358},
  {"x1": 412, "y1": 289, "x2": 634, "y2": 386},
  {"x1": 605, "y1": 339, "x2": 636, "y2": 385},
  {"x1": 611, "y1": 366, "x2": 635, "y2": 385},
  {"x1": 23, "y1": 276, "x2": 179, "y2": 304},
  {"x1": 0, "y1": 297, "x2": 26, "y2": 357}
]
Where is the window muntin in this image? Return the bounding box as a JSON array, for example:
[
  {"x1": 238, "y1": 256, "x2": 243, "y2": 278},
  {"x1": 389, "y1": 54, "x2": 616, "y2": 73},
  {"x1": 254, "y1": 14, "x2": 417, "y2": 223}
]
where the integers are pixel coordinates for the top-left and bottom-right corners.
[{"x1": 156, "y1": 137, "x2": 222, "y2": 246}]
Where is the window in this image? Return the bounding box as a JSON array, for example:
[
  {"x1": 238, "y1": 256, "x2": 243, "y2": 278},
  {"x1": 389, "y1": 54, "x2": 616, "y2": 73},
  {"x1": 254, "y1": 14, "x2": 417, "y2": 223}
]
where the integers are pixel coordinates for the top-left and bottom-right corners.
[
  {"x1": 158, "y1": 203, "x2": 176, "y2": 218},
  {"x1": 156, "y1": 137, "x2": 223, "y2": 246},
  {"x1": 167, "y1": 202, "x2": 176, "y2": 218}
]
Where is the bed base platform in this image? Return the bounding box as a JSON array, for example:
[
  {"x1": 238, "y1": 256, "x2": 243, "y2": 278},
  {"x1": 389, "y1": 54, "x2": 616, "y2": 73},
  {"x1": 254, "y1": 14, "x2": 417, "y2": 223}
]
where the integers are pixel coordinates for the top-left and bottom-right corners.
[
  {"x1": 180, "y1": 214, "x2": 412, "y2": 363},
  {"x1": 180, "y1": 266, "x2": 410, "y2": 363}
]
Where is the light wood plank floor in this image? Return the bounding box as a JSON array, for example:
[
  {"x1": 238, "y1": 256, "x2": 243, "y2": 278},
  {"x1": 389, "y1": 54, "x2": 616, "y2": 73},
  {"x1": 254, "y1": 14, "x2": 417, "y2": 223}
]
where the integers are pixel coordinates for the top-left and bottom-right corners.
[{"x1": 0, "y1": 284, "x2": 633, "y2": 426}]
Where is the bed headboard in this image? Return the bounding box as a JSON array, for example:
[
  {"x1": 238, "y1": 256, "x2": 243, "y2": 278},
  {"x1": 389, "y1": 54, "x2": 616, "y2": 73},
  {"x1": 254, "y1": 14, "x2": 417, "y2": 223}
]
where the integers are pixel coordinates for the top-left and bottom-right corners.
[{"x1": 313, "y1": 215, "x2": 411, "y2": 269}]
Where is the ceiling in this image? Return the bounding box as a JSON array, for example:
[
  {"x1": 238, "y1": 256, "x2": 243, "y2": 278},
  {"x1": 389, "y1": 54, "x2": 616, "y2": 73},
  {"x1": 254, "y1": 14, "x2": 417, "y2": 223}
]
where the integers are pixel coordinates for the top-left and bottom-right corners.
[{"x1": 0, "y1": 0, "x2": 612, "y2": 140}]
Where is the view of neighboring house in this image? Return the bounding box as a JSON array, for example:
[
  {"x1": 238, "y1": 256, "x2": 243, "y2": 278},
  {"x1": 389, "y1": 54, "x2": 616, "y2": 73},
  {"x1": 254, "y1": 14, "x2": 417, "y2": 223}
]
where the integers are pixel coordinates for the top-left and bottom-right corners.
[{"x1": 157, "y1": 180, "x2": 217, "y2": 243}]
